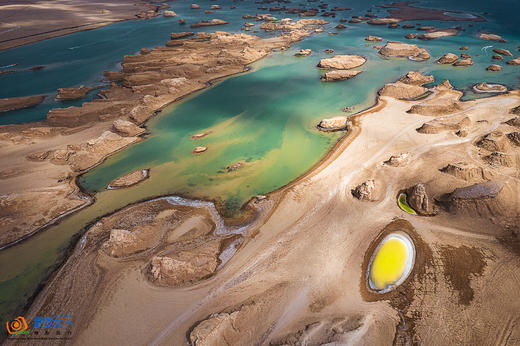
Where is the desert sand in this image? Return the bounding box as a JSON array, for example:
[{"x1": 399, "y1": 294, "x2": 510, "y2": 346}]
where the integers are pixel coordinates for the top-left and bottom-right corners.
[
  {"x1": 19, "y1": 74, "x2": 520, "y2": 345},
  {"x1": 0, "y1": 1, "x2": 170, "y2": 50}
]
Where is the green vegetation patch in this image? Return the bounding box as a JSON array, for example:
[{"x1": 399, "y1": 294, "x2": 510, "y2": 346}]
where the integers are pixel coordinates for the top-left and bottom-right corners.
[{"x1": 398, "y1": 193, "x2": 417, "y2": 215}]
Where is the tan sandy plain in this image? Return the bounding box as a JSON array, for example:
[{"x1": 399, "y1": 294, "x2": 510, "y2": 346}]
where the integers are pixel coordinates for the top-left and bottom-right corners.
[
  {"x1": 21, "y1": 85, "x2": 520, "y2": 345},
  {"x1": 0, "y1": 0, "x2": 154, "y2": 50}
]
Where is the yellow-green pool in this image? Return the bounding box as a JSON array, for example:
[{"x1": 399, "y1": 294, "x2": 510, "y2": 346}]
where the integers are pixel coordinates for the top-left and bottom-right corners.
[{"x1": 368, "y1": 233, "x2": 415, "y2": 293}]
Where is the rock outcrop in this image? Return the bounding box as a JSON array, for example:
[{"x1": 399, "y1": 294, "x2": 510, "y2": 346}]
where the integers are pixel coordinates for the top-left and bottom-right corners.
[
  {"x1": 378, "y1": 41, "x2": 430, "y2": 61},
  {"x1": 473, "y1": 82, "x2": 507, "y2": 93},
  {"x1": 193, "y1": 146, "x2": 208, "y2": 153},
  {"x1": 384, "y1": 153, "x2": 409, "y2": 167},
  {"x1": 486, "y1": 64, "x2": 502, "y2": 72},
  {"x1": 365, "y1": 35, "x2": 382, "y2": 41},
  {"x1": 190, "y1": 19, "x2": 228, "y2": 28},
  {"x1": 321, "y1": 70, "x2": 362, "y2": 81},
  {"x1": 170, "y1": 32, "x2": 194, "y2": 40},
  {"x1": 379, "y1": 82, "x2": 425, "y2": 99},
  {"x1": 407, "y1": 183, "x2": 435, "y2": 215},
  {"x1": 108, "y1": 169, "x2": 149, "y2": 189},
  {"x1": 56, "y1": 85, "x2": 96, "y2": 100},
  {"x1": 507, "y1": 58, "x2": 520, "y2": 65},
  {"x1": 479, "y1": 33, "x2": 504, "y2": 41},
  {"x1": 476, "y1": 131, "x2": 509, "y2": 152},
  {"x1": 418, "y1": 28, "x2": 458, "y2": 40},
  {"x1": 482, "y1": 151, "x2": 513, "y2": 167},
  {"x1": 440, "y1": 163, "x2": 486, "y2": 182},
  {"x1": 104, "y1": 226, "x2": 160, "y2": 257},
  {"x1": 506, "y1": 132, "x2": 520, "y2": 146},
  {"x1": 437, "y1": 53, "x2": 458, "y2": 64},
  {"x1": 493, "y1": 48, "x2": 512, "y2": 57},
  {"x1": 317, "y1": 55, "x2": 366, "y2": 69},
  {"x1": 367, "y1": 18, "x2": 401, "y2": 25},
  {"x1": 317, "y1": 116, "x2": 350, "y2": 131},
  {"x1": 408, "y1": 86, "x2": 462, "y2": 116},
  {"x1": 416, "y1": 116, "x2": 469, "y2": 134},
  {"x1": 163, "y1": 10, "x2": 176, "y2": 17},
  {"x1": 398, "y1": 71, "x2": 434, "y2": 85},
  {"x1": 295, "y1": 49, "x2": 312, "y2": 56},
  {"x1": 453, "y1": 58, "x2": 473, "y2": 66},
  {"x1": 0, "y1": 95, "x2": 46, "y2": 113},
  {"x1": 149, "y1": 239, "x2": 221, "y2": 287},
  {"x1": 351, "y1": 180, "x2": 375, "y2": 201},
  {"x1": 112, "y1": 119, "x2": 144, "y2": 137}
]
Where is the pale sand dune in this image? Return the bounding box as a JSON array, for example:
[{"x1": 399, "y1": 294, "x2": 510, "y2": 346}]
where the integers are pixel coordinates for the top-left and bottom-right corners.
[{"x1": 0, "y1": 0, "x2": 155, "y2": 50}]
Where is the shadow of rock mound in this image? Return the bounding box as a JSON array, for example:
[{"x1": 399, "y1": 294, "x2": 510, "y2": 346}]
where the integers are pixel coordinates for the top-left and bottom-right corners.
[{"x1": 437, "y1": 181, "x2": 511, "y2": 217}]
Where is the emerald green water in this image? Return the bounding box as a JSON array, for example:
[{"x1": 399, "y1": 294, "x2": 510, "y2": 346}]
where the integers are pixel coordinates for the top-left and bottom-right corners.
[{"x1": 1, "y1": 0, "x2": 520, "y2": 334}]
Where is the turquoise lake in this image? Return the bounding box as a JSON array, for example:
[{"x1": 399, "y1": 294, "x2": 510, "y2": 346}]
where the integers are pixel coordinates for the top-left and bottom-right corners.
[{"x1": 0, "y1": 0, "x2": 519, "y2": 332}]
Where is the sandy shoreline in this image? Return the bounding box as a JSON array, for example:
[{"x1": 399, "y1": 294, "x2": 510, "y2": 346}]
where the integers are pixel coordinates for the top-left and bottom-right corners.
[
  {"x1": 14, "y1": 72, "x2": 520, "y2": 344},
  {"x1": 0, "y1": 0, "x2": 162, "y2": 51}
]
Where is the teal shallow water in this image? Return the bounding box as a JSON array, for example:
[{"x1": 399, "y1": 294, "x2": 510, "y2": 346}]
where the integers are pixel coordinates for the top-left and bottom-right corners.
[{"x1": 1, "y1": 0, "x2": 520, "y2": 333}]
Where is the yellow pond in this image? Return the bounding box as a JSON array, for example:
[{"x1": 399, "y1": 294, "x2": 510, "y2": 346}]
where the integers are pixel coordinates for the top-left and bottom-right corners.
[{"x1": 369, "y1": 237, "x2": 409, "y2": 291}]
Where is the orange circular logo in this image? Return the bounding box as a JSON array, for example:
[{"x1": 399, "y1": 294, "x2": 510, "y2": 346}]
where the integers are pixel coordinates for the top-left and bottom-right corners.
[{"x1": 6, "y1": 316, "x2": 28, "y2": 335}]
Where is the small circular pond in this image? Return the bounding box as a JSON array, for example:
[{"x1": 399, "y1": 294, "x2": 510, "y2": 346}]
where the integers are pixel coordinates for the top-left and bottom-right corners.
[{"x1": 367, "y1": 232, "x2": 415, "y2": 293}]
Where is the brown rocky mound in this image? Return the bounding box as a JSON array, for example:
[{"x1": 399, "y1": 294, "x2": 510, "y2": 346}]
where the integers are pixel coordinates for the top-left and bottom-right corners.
[
  {"x1": 473, "y1": 82, "x2": 507, "y2": 93},
  {"x1": 379, "y1": 82, "x2": 425, "y2": 99},
  {"x1": 479, "y1": 33, "x2": 504, "y2": 41},
  {"x1": 408, "y1": 89, "x2": 462, "y2": 116},
  {"x1": 112, "y1": 119, "x2": 144, "y2": 137},
  {"x1": 506, "y1": 132, "x2": 520, "y2": 146},
  {"x1": 108, "y1": 169, "x2": 149, "y2": 189},
  {"x1": 475, "y1": 131, "x2": 509, "y2": 152},
  {"x1": 416, "y1": 116, "x2": 469, "y2": 134},
  {"x1": 398, "y1": 71, "x2": 434, "y2": 85},
  {"x1": 407, "y1": 183, "x2": 435, "y2": 215},
  {"x1": 365, "y1": 35, "x2": 382, "y2": 41},
  {"x1": 321, "y1": 70, "x2": 362, "y2": 81},
  {"x1": 418, "y1": 28, "x2": 458, "y2": 40},
  {"x1": 453, "y1": 58, "x2": 473, "y2": 66},
  {"x1": 482, "y1": 151, "x2": 513, "y2": 167},
  {"x1": 439, "y1": 163, "x2": 487, "y2": 182},
  {"x1": 0, "y1": 95, "x2": 46, "y2": 113},
  {"x1": 317, "y1": 55, "x2": 366, "y2": 69},
  {"x1": 170, "y1": 32, "x2": 194, "y2": 40},
  {"x1": 493, "y1": 48, "x2": 512, "y2": 57},
  {"x1": 317, "y1": 116, "x2": 350, "y2": 131},
  {"x1": 486, "y1": 64, "x2": 502, "y2": 72},
  {"x1": 149, "y1": 239, "x2": 221, "y2": 287},
  {"x1": 379, "y1": 41, "x2": 430, "y2": 61},
  {"x1": 437, "y1": 53, "x2": 458, "y2": 64},
  {"x1": 190, "y1": 19, "x2": 228, "y2": 28},
  {"x1": 56, "y1": 85, "x2": 97, "y2": 100},
  {"x1": 351, "y1": 180, "x2": 375, "y2": 201}
]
